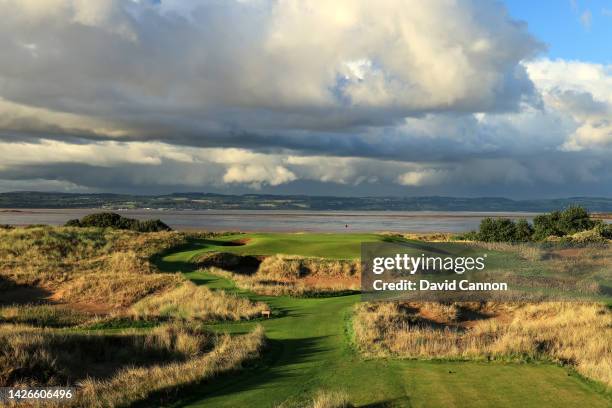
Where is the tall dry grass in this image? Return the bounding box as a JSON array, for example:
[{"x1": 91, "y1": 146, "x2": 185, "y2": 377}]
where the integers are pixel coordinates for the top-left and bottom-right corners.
[
  {"x1": 0, "y1": 322, "x2": 212, "y2": 387},
  {"x1": 0, "y1": 227, "x2": 186, "y2": 307},
  {"x1": 354, "y1": 301, "x2": 612, "y2": 386},
  {"x1": 131, "y1": 281, "x2": 267, "y2": 321},
  {"x1": 0, "y1": 227, "x2": 270, "y2": 407},
  {"x1": 208, "y1": 267, "x2": 358, "y2": 297},
  {"x1": 310, "y1": 390, "x2": 353, "y2": 408},
  {"x1": 73, "y1": 326, "x2": 265, "y2": 408},
  {"x1": 1, "y1": 323, "x2": 265, "y2": 407},
  {"x1": 0, "y1": 304, "x2": 88, "y2": 327},
  {"x1": 55, "y1": 273, "x2": 183, "y2": 308},
  {"x1": 258, "y1": 255, "x2": 360, "y2": 279}
]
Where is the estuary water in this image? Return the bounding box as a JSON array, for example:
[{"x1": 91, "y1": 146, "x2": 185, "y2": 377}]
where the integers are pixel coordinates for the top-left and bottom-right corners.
[{"x1": 0, "y1": 209, "x2": 542, "y2": 233}]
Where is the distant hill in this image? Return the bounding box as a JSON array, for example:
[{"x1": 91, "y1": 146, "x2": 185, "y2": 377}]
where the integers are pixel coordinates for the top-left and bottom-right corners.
[{"x1": 1, "y1": 191, "x2": 612, "y2": 212}]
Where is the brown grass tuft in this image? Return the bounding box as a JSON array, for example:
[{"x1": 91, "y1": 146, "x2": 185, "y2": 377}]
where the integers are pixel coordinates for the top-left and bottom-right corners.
[
  {"x1": 310, "y1": 390, "x2": 353, "y2": 408},
  {"x1": 131, "y1": 281, "x2": 268, "y2": 321}
]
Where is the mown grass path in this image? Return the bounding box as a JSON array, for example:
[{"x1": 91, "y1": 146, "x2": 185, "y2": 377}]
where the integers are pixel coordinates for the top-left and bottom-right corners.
[{"x1": 158, "y1": 238, "x2": 610, "y2": 408}]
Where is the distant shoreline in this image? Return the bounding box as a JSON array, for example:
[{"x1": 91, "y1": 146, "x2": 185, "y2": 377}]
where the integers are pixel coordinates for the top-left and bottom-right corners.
[
  {"x1": 3, "y1": 192, "x2": 612, "y2": 213},
  {"x1": 1, "y1": 207, "x2": 611, "y2": 219}
]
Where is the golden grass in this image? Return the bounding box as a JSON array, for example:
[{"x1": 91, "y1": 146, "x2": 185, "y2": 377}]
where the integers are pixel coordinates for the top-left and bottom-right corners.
[
  {"x1": 0, "y1": 322, "x2": 212, "y2": 387},
  {"x1": 310, "y1": 390, "x2": 353, "y2": 408},
  {"x1": 0, "y1": 227, "x2": 186, "y2": 307},
  {"x1": 0, "y1": 323, "x2": 265, "y2": 407},
  {"x1": 0, "y1": 227, "x2": 272, "y2": 406},
  {"x1": 0, "y1": 304, "x2": 88, "y2": 327},
  {"x1": 56, "y1": 272, "x2": 183, "y2": 308},
  {"x1": 208, "y1": 266, "x2": 358, "y2": 297},
  {"x1": 72, "y1": 326, "x2": 265, "y2": 408},
  {"x1": 258, "y1": 255, "x2": 360, "y2": 279},
  {"x1": 131, "y1": 280, "x2": 268, "y2": 321},
  {"x1": 354, "y1": 301, "x2": 612, "y2": 386}
]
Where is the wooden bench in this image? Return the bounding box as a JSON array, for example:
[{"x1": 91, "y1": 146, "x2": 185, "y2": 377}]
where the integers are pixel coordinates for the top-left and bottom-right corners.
[{"x1": 261, "y1": 310, "x2": 271, "y2": 318}]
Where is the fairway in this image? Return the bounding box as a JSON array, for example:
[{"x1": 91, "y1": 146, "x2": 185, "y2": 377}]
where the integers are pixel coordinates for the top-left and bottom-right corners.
[{"x1": 158, "y1": 237, "x2": 611, "y2": 408}]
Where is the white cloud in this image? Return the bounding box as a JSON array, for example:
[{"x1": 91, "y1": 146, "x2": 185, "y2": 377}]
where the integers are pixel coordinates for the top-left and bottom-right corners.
[
  {"x1": 526, "y1": 59, "x2": 612, "y2": 151},
  {"x1": 580, "y1": 9, "x2": 592, "y2": 29},
  {"x1": 0, "y1": 0, "x2": 540, "y2": 142}
]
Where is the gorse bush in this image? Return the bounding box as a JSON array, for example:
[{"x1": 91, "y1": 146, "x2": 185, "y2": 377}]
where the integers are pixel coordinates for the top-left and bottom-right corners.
[
  {"x1": 66, "y1": 212, "x2": 171, "y2": 232},
  {"x1": 465, "y1": 206, "x2": 606, "y2": 243}
]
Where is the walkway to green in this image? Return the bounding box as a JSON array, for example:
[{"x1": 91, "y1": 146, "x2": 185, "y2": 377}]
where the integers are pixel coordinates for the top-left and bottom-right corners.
[{"x1": 159, "y1": 241, "x2": 610, "y2": 408}]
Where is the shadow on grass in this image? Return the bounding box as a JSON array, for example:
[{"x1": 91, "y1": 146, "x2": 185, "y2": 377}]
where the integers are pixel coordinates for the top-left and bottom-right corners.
[
  {"x1": 151, "y1": 238, "x2": 208, "y2": 273},
  {"x1": 0, "y1": 275, "x2": 54, "y2": 306},
  {"x1": 134, "y1": 336, "x2": 331, "y2": 408},
  {"x1": 359, "y1": 397, "x2": 412, "y2": 408}
]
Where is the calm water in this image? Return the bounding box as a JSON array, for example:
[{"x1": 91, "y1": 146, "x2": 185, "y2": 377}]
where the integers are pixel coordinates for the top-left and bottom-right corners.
[{"x1": 0, "y1": 209, "x2": 543, "y2": 233}]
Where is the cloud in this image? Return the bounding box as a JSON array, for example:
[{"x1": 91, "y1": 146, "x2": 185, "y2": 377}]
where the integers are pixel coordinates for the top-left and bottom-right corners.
[
  {"x1": 526, "y1": 59, "x2": 612, "y2": 151},
  {"x1": 0, "y1": 0, "x2": 541, "y2": 143},
  {"x1": 580, "y1": 9, "x2": 592, "y2": 29},
  {"x1": 0, "y1": 1, "x2": 610, "y2": 197}
]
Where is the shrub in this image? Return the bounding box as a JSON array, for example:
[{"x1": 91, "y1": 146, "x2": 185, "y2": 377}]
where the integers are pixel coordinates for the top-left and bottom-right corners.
[
  {"x1": 478, "y1": 218, "x2": 520, "y2": 242},
  {"x1": 468, "y1": 207, "x2": 601, "y2": 243},
  {"x1": 65, "y1": 218, "x2": 81, "y2": 227},
  {"x1": 595, "y1": 222, "x2": 612, "y2": 239},
  {"x1": 533, "y1": 206, "x2": 596, "y2": 240},
  {"x1": 65, "y1": 212, "x2": 172, "y2": 232},
  {"x1": 559, "y1": 206, "x2": 596, "y2": 234},
  {"x1": 514, "y1": 218, "x2": 534, "y2": 242}
]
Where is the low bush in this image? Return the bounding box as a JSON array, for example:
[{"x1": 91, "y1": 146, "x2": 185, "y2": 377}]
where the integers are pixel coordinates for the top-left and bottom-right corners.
[
  {"x1": 65, "y1": 212, "x2": 171, "y2": 233},
  {"x1": 478, "y1": 217, "x2": 530, "y2": 242},
  {"x1": 463, "y1": 206, "x2": 608, "y2": 243}
]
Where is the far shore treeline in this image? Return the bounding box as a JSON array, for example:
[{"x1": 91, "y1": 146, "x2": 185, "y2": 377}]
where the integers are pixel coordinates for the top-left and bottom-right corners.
[
  {"x1": 2, "y1": 191, "x2": 612, "y2": 212},
  {"x1": 462, "y1": 206, "x2": 612, "y2": 243},
  {"x1": 65, "y1": 212, "x2": 171, "y2": 232}
]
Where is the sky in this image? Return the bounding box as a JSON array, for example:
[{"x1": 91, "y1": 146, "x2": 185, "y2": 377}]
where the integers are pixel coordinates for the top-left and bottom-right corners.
[{"x1": 0, "y1": 0, "x2": 611, "y2": 198}]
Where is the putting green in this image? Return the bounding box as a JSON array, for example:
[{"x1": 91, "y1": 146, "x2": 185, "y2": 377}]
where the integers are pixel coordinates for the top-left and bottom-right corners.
[
  {"x1": 158, "y1": 237, "x2": 610, "y2": 408},
  {"x1": 171, "y1": 232, "x2": 407, "y2": 260}
]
